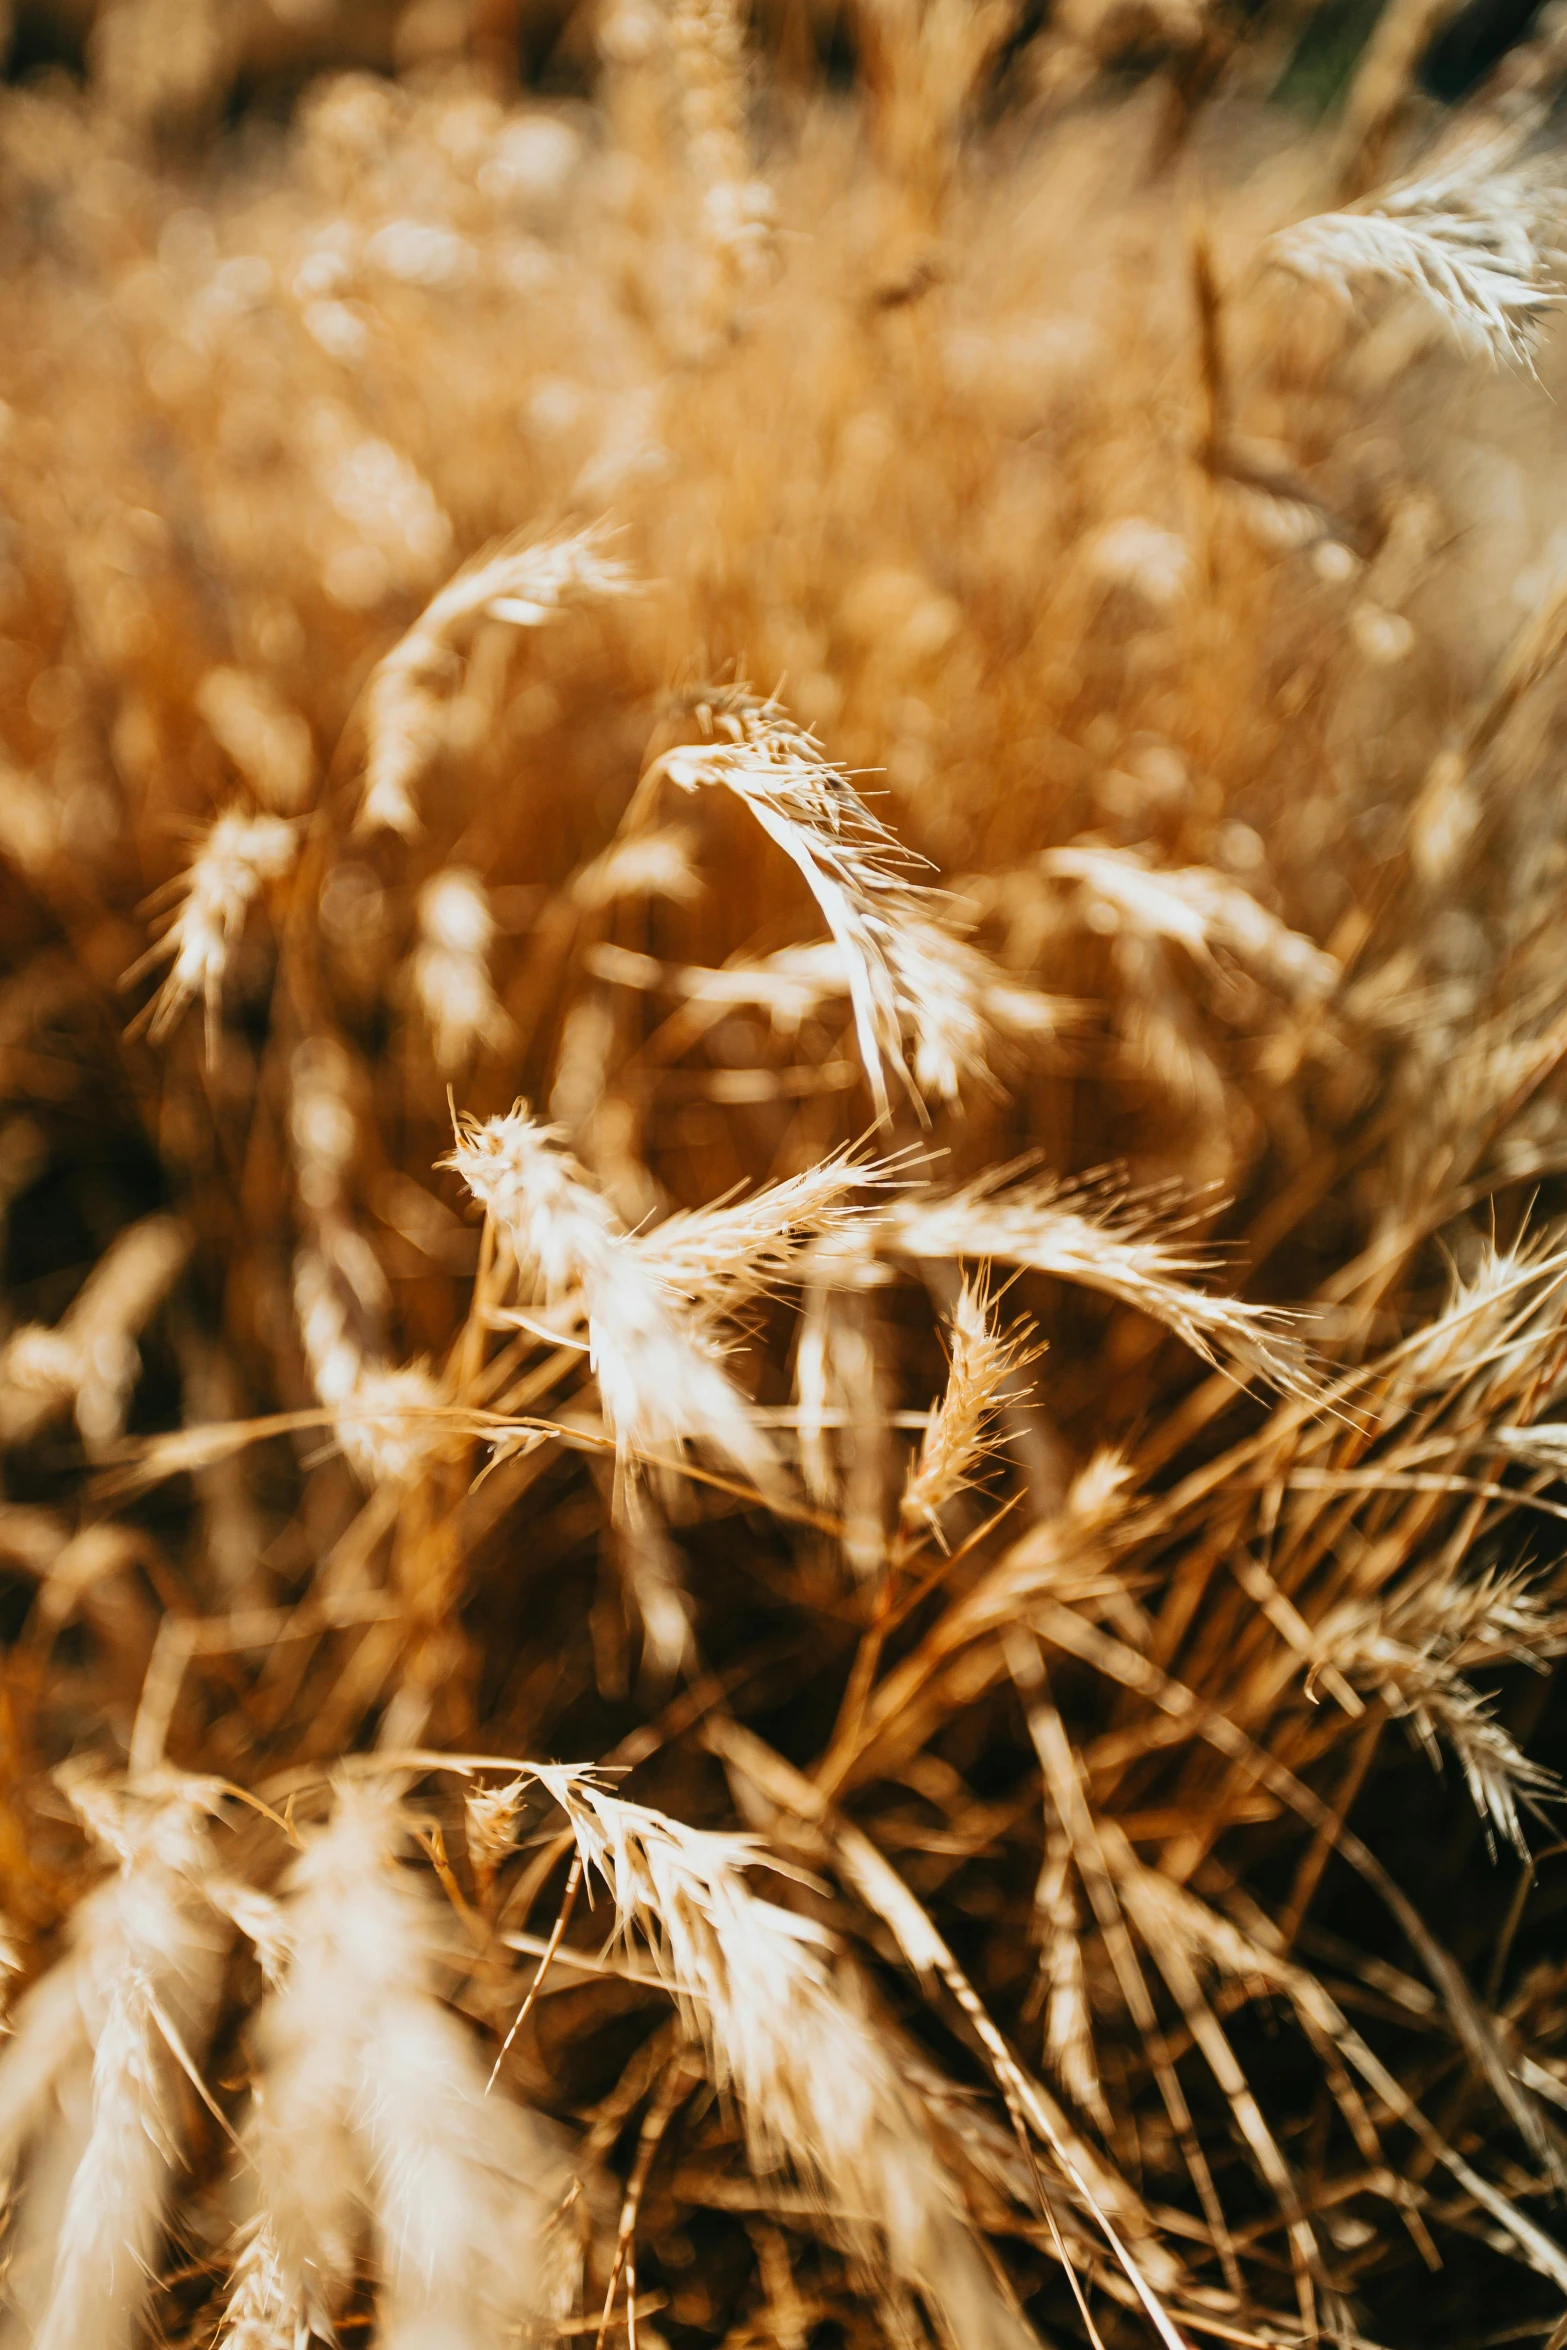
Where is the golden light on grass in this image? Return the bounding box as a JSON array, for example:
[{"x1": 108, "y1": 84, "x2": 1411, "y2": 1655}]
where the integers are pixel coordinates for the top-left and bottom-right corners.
[{"x1": 1, "y1": 3, "x2": 1567, "y2": 2344}]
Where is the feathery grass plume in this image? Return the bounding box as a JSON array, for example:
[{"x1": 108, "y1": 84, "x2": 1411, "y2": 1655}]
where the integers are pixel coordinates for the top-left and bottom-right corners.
[
  {"x1": 329, "y1": 1360, "x2": 454, "y2": 1491},
  {"x1": 1317, "y1": 1571, "x2": 1567, "y2": 1854},
  {"x1": 34, "y1": 1974, "x2": 189, "y2": 2350},
  {"x1": 647, "y1": 689, "x2": 994, "y2": 1115},
  {"x1": 241, "y1": 1777, "x2": 576, "y2": 2349},
  {"x1": 883, "y1": 920, "x2": 1060, "y2": 1101},
  {"x1": 0, "y1": 1774, "x2": 229, "y2": 2350},
  {"x1": 445, "y1": 1102, "x2": 780, "y2": 1493},
  {"x1": 632, "y1": 1150, "x2": 883, "y2": 1326},
  {"x1": 0, "y1": 1213, "x2": 188, "y2": 1451},
  {"x1": 357, "y1": 523, "x2": 634, "y2": 839},
  {"x1": 410, "y1": 868, "x2": 511, "y2": 1070},
  {"x1": 1041, "y1": 843, "x2": 1341, "y2": 1002},
  {"x1": 17, "y1": 18, "x2": 1567, "y2": 2341},
  {"x1": 128, "y1": 807, "x2": 296, "y2": 1056},
  {"x1": 1266, "y1": 136, "x2": 1567, "y2": 367},
  {"x1": 213, "y1": 2210, "x2": 299, "y2": 2350},
  {"x1": 528, "y1": 1766, "x2": 1040, "y2": 2350},
  {"x1": 1395, "y1": 1226, "x2": 1567, "y2": 1395},
  {"x1": 463, "y1": 1777, "x2": 525, "y2": 1903},
  {"x1": 885, "y1": 1170, "x2": 1309, "y2": 1393},
  {"x1": 900, "y1": 1279, "x2": 1039, "y2": 1541}
]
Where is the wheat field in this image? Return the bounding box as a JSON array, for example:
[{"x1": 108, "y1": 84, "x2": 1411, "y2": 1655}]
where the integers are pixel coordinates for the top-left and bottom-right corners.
[{"x1": 3, "y1": 1, "x2": 1567, "y2": 2345}]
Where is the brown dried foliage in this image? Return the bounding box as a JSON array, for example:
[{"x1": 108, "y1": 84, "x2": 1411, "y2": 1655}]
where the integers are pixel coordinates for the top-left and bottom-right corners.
[{"x1": 2, "y1": 3, "x2": 1567, "y2": 2347}]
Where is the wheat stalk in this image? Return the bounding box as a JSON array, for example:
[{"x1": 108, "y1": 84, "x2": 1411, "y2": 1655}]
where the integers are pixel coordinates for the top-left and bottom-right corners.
[
  {"x1": 239, "y1": 1777, "x2": 577, "y2": 2347},
  {"x1": 0, "y1": 1777, "x2": 230, "y2": 2350},
  {"x1": 127, "y1": 808, "x2": 297, "y2": 1056},
  {"x1": 358, "y1": 524, "x2": 634, "y2": 839},
  {"x1": 1267, "y1": 137, "x2": 1567, "y2": 366},
  {"x1": 445, "y1": 1102, "x2": 780, "y2": 1495},
  {"x1": 645, "y1": 690, "x2": 999, "y2": 1115},
  {"x1": 522, "y1": 1765, "x2": 1042, "y2": 2350}
]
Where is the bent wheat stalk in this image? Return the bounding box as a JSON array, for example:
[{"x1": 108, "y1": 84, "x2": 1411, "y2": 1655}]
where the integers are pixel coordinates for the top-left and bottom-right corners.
[
  {"x1": 445, "y1": 1102, "x2": 781, "y2": 1497},
  {"x1": 521, "y1": 1763, "x2": 1043, "y2": 2350},
  {"x1": 1266, "y1": 137, "x2": 1567, "y2": 366},
  {"x1": 358, "y1": 524, "x2": 634, "y2": 838}
]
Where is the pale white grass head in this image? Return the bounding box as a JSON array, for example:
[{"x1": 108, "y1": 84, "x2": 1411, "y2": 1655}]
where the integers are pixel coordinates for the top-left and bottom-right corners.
[
  {"x1": 358, "y1": 521, "x2": 634, "y2": 838},
  {"x1": 1266, "y1": 136, "x2": 1567, "y2": 368},
  {"x1": 883, "y1": 918, "x2": 1016, "y2": 1102},
  {"x1": 884, "y1": 1169, "x2": 1312, "y2": 1395},
  {"x1": 901, "y1": 1279, "x2": 1039, "y2": 1541},
  {"x1": 244, "y1": 1775, "x2": 577, "y2": 2348},
  {"x1": 214, "y1": 2210, "x2": 299, "y2": 2350},
  {"x1": 331, "y1": 1360, "x2": 452, "y2": 1489},
  {"x1": 1042, "y1": 844, "x2": 1340, "y2": 1003},
  {"x1": 446, "y1": 1103, "x2": 780, "y2": 1493},
  {"x1": 1317, "y1": 1571, "x2": 1566, "y2": 1854},
  {"x1": 463, "y1": 1777, "x2": 526, "y2": 1891},
  {"x1": 292, "y1": 1248, "x2": 451, "y2": 1486},
  {"x1": 131, "y1": 807, "x2": 296, "y2": 1056},
  {"x1": 1398, "y1": 1226, "x2": 1567, "y2": 1396},
  {"x1": 287, "y1": 1035, "x2": 363, "y2": 1214},
  {"x1": 445, "y1": 1101, "x2": 624, "y2": 1298},
  {"x1": 633, "y1": 1149, "x2": 885, "y2": 1327},
  {"x1": 525, "y1": 1768, "x2": 1039, "y2": 2350},
  {"x1": 0, "y1": 1776, "x2": 230, "y2": 2350},
  {"x1": 31, "y1": 1969, "x2": 181, "y2": 2350},
  {"x1": 649, "y1": 689, "x2": 988, "y2": 1115}
]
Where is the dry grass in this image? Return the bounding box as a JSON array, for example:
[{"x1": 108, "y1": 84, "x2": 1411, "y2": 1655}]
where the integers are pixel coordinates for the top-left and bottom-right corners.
[{"x1": 4, "y1": 1, "x2": 1567, "y2": 2344}]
